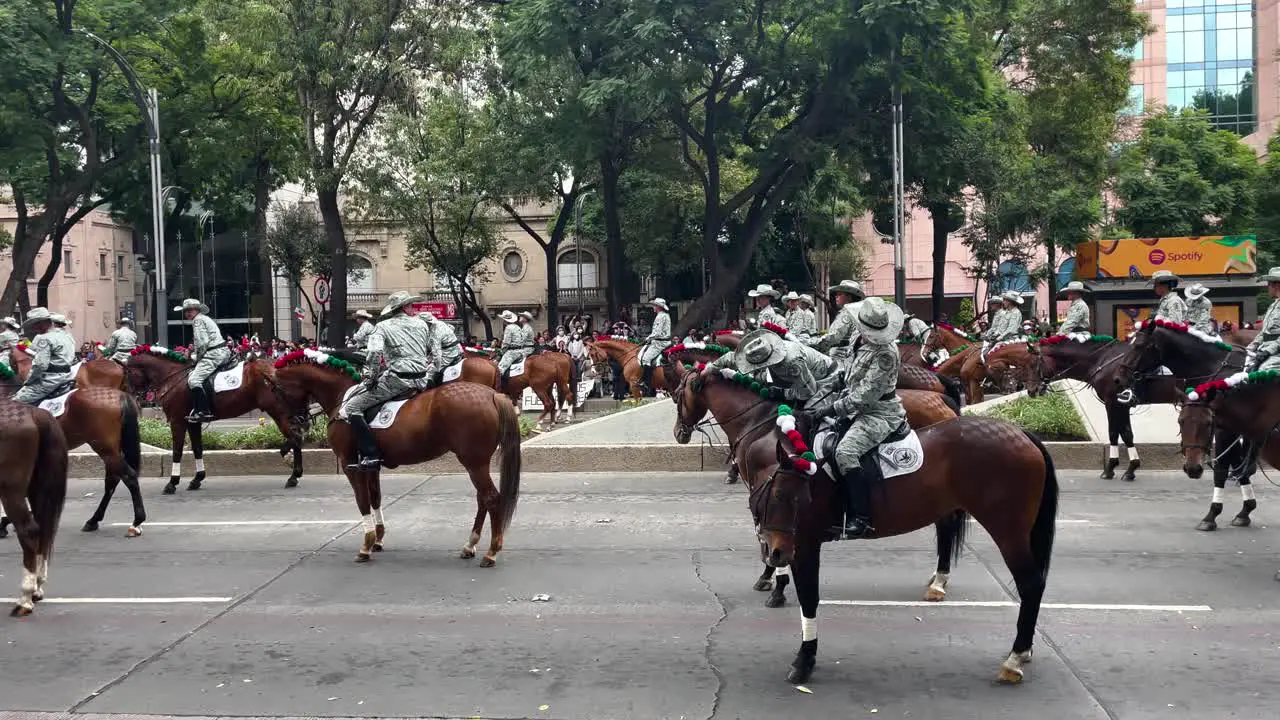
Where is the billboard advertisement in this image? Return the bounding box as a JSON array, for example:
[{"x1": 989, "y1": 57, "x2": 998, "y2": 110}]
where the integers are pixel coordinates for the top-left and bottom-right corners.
[
  {"x1": 1113, "y1": 304, "x2": 1242, "y2": 338},
  {"x1": 411, "y1": 302, "x2": 457, "y2": 320},
  {"x1": 1076, "y1": 236, "x2": 1255, "y2": 279}
]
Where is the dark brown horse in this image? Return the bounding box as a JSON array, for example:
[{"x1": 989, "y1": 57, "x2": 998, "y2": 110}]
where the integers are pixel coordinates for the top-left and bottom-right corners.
[
  {"x1": 124, "y1": 346, "x2": 303, "y2": 492},
  {"x1": 272, "y1": 355, "x2": 522, "y2": 564},
  {"x1": 10, "y1": 344, "x2": 126, "y2": 390},
  {"x1": 1177, "y1": 398, "x2": 1261, "y2": 531},
  {"x1": 0, "y1": 398, "x2": 69, "y2": 616},
  {"x1": 671, "y1": 361, "x2": 1057, "y2": 685},
  {"x1": 1116, "y1": 321, "x2": 1260, "y2": 528},
  {"x1": 0, "y1": 367, "x2": 144, "y2": 538}
]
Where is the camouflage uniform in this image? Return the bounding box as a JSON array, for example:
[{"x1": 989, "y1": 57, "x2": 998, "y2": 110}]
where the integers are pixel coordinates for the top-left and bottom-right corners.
[
  {"x1": 187, "y1": 312, "x2": 231, "y2": 391},
  {"x1": 822, "y1": 342, "x2": 907, "y2": 475},
  {"x1": 1247, "y1": 301, "x2": 1280, "y2": 372},
  {"x1": 350, "y1": 320, "x2": 375, "y2": 349},
  {"x1": 638, "y1": 310, "x2": 672, "y2": 367},
  {"x1": 757, "y1": 304, "x2": 785, "y2": 329},
  {"x1": 808, "y1": 302, "x2": 861, "y2": 360},
  {"x1": 14, "y1": 323, "x2": 76, "y2": 404},
  {"x1": 497, "y1": 322, "x2": 533, "y2": 374},
  {"x1": 1185, "y1": 296, "x2": 1214, "y2": 335},
  {"x1": 0, "y1": 320, "x2": 19, "y2": 369},
  {"x1": 981, "y1": 305, "x2": 1022, "y2": 360},
  {"x1": 423, "y1": 314, "x2": 462, "y2": 369},
  {"x1": 787, "y1": 306, "x2": 817, "y2": 342},
  {"x1": 710, "y1": 339, "x2": 838, "y2": 405},
  {"x1": 1156, "y1": 292, "x2": 1187, "y2": 324},
  {"x1": 339, "y1": 312, "x2": 436, "y2": 420},
  {"x1": 102, "y1": 324, "x2": 138, "y2": 364},
  {"x1": 1056, "y1": 299, "x2": 1091, "y2": 335}
]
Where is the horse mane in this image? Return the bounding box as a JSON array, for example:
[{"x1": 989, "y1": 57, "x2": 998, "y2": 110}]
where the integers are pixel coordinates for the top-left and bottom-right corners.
[
  {"x1": 1134, "y1": 318, "x2": 1232, "y2": 351},
  {"x1": 273, "y1": 348, "x2": 362, "y2": 382},
  {"x1": 129, "y1": 344, "x2": 190, "y2": 364},
  {"x1": 934, "y1": 322, "x2": 973, "y2": 340},
  {"x1": 1188, "y1": 367, "x2": 1280, "y2": 401}
]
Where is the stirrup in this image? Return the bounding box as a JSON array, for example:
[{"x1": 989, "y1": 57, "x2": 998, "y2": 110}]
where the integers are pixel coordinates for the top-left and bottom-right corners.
[{"x1": 838, "y1": 515, "x2": 875, "y2": 540}]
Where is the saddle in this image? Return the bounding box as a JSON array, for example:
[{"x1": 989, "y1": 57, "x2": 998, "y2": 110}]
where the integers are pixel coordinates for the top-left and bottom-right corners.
[
  {"x1": 201, "y1": 354, "x2": 239, "y2": 394},
  {"x1": 817, "y1": 418, "x2": 911, "y2": 486},
  {"x1": 42, "y1": 379, "x2": 77, "y2": 402}
]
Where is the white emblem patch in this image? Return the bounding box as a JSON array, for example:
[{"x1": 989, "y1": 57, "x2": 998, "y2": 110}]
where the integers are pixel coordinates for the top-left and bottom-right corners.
[
  {"x1": 369, "y1": 400, "x2": 410, "y2": 429},
  {"x1": 813, "y1": 423, "x2": 925, "y2": 479},
  {"x1": 442, "y1": 362, "x2": 464, "y2": 383},
  {"x1": 508, "y1": 359, "x2": 526, "y2": 377},
  {"x1": 38, "y1": 389, "x2": 75, "y2": 418},
  {"x1": 212, "y1": 363, "x2": 245, "y2": 393}
]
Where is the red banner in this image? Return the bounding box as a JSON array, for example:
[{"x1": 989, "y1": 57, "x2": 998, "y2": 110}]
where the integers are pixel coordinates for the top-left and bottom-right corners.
[{"x1": 412, "y1": 302, "x2": 457, "y2": 320}]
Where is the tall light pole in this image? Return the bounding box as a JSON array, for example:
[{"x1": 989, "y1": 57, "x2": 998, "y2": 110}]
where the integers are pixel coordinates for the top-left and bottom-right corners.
[
  {"x1": 572, "y1": 188, "x2": 597, "y2": 321},
  {"x1": 80, "y1": 31, "x2": 168, "y2": 346},
  {"x1": 891, "y1": 83, "x2": 906, "y2": 308}
]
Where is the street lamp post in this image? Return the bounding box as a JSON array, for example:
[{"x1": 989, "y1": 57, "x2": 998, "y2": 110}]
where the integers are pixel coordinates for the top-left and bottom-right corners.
[
  {"x1": 572, "y1": 189, "x2": 597, "y2": 322},
  {"x1": 80, "y1": 31, "x2": 168, "y2": 346}
]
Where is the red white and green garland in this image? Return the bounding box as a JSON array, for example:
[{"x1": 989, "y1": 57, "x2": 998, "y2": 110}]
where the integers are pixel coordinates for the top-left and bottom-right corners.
[
  {"x1": 664, "y1": 341, "x2": 732, "y2": 357},
  {"x1": 0, "y1": 361, "x2": 15, "y2": 381},
  {"x1": 130, "y1": 344, "x2": 189, "y2": 363},
  {"x1": 717, "y1": 366, "x2": 786, "y2": 400},
  {"x1": 1039, "y1": 333, "x2": 1115, "y2": 345},
  {"x1": 1186, "y1": 368, "x2": 1280, "y2": 401},
  {"x1": 986, "y1": 336, "x2": 1034, "y2": 354},
  {"x1": 935, "y1": 322, "x2": 974, "y2": 340},
  {"x1": 1131, "y1": 318, "x2": 1231, "y2": 351},
  {"x1": 594, "y1": 334, "x2": 640, "y2": 344},
  {"x1": 775, "y1": 404, "x2": 819, "y2": 475},
  {"x1": 760, "y1": 321, "x2": 799, "y2": 341},
  {"x1": 273, "y1": 348, "x2": 362, "y2": 382}
]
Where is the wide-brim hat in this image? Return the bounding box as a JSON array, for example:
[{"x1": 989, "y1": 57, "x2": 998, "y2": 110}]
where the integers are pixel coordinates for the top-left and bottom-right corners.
[
  {"x1": 1003, "y1": 291, "x2": 1024, "y2": 305},
  {"x1": 1185, "y1": 283, "x2": 1209, "y2": 300},
  {"x1": 118, "y1": 317, "x2": 134, "y2": 326},
  {"x1": 499, "y1": 310, "x2": 519, "y2": 323},
  {"x1": 380, "y1": 290, "x2": 424, "y2": 316},
  {"x1": 23, "y1": 307, "x2": 52, "y2": 327},
  {"x1": 1057, "y1": 281, "x2": 1091, "y2": 296},
  {"x1": 2, "y1": 316, "x2": 20, "y2": 329},
  {"x1": 1261, "y1": 266, "x2": 1280, "y2": 283},
  {"x1": 747, "y1": 284, "x2": 779, "y2": 299},
  {"x1": 854, "y1": 297, "x2": 904, "y2": 345},
  {"x1": 735, "y1": 328, "x2": 789, "y2": 374},
  {"x1": 518, "y1": 311, "x2": 535, "y2": 321},
  {"x1": 828, "y1": 279, "x2": 866, "y2": 299},
  {"x1": 781, "y1": 291, "x2": 801, "y2": 302},
  {"x1": 354, "y1": 309, "x2": 373, "y2": 320},
  {"x1": 1149, "y1": 270, "x2": 1179, "y2": 287},
  {"x1": 799, "y1": 294, "x2": 814, "y2": 306},
  {"x1": 50, "y1": 313, "x2": 68, "y2": 326},
  {"x1": 173, "y1": 298, "x2": 210, "y2": 314},
  {"x1": 649, "y1": 297, "x2": 669, "y2": 310}
]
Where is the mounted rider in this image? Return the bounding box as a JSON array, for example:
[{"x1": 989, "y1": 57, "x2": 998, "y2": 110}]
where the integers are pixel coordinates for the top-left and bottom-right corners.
[
  {"x1": 496, "y1": 310, "x2": 535, "y2": 392},
  {"x1": 102, "y1": 317, "x2": 138, "y2": 364},
  {"x1": 51, "y1": 313, "x2": 74, "y2": 347},
  {"x1": 176, "y1": 298, "x2": 229, "y2": 424},
  {"x1": 749, "y1": 284, "x2": 785, "y2": 329},
  {"x1": 1245, "y1": 267, "x2": 1280, "y2": 372},
  {"x1": 13, "y1": 308, "x2": 76, "y2": 405},
  {"x1": 1184, "y1": 283, "x2": 1214, "y2": 335},
  {"x1": 797, "y1": 294, "x2": 818, "y2": 340},
  {"x1": 638, "y1": 298, "x2": 672, "y2": 392},
  {"x1": 804, "y1": 297, "x2": 908, "y2": 539},
  {"x1": 808, "y1": 279, "x2": 866, "y2": 360},
  {"x1": 1054, "y1": 281, "x2": 1092, "y2": 335},
  {"x1": 784, "y1": 291, "x2": 817, "y2": 342},
  {"x1": 0, "y1": 316, "x2": 20, "y2": 369},
  {"x1": 350, "y1": 309, "x2": 376, "y2": 350},
  {"x1": 1151, "y1": 270, "x2": 1187, "y2": 323},
  {"x1": 980, "y1": 292, "x2": 1024, "y2": 360},
  {"x1": 418, "y1": 309, "x2": 462, "y2": 379},
  {"x1": 338, "y1": 291, "x2": 440, "y2": 470}
]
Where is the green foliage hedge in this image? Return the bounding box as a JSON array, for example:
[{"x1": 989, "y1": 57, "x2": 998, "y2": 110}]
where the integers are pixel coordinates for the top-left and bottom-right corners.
[{"x1": 965, "y1": 390, "x2": 1089, "y2": 441}]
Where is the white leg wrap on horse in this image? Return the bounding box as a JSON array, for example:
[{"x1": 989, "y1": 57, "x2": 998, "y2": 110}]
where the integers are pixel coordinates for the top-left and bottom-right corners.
[
  {"x1": 775, "y1": 565, "x2": 790, "y2": 579},
  {"x1": 362, "y1": 513, "x2": 375, "y2": 534},
  {"x1": 1243, "y1": 485, "x2": 1257, "y2": 501},
  {"x1": 373, "y1": 508, "x2": 385, "y2": 526},
  {"x1": 1108, "y1": 445, "x2": 1119, "y2": 459},
  {"x1": 931, "y1": 571, "x2": 949, "y2": 589},
  {"x1": 194, "y1": 458, "x2": 205, "y2": 473},
  {"x1": 801, "y1": 615, "x2": 817, "y2": 642},
  {"x1": 21, "y1": 568, "x2": 37, "y2": 594},
  {"x1": 171, "y1": 458, "x2": 182, "y2": 478},
  {"x1": 1213, "y1": 487, "x2": 1226, "y2": 504},
  {"x1": 1126, "y1": 446, "x2": 1139, "y2": 461}
]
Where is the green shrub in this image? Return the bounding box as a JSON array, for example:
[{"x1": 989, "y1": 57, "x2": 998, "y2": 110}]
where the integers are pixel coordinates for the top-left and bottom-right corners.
[
  {"x1": 966, "y1": 389, "x2": 1089, "y2": 441},
  {"x1": 955, "y1": 297, "x2": 976, "y2": 326}
]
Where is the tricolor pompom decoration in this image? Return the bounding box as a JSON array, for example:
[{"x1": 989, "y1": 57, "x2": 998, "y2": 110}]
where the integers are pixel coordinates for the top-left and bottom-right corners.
[
  {"x1": 1039, "y1": 333, "x2": 1113, "y2": 345},
  {"x1": 1133, "y1": 318, "x2": 1232, "y2": 351},
  {"x1": 935, "y1": 322, "x2": 973, "y2": 340},
  {"x1": 682, "y1": 361, "x2": 708, "y2": 372},
  {"x1": 0, "y1": 362, "x2": 15, "y2": 380},
  {"x1": 760, "y1": 321, "x2": 797, "y2": 341},
  {"x1": 664, "y1": 342, "x2": 731, "y2": 357},
  {"x1": 131, "y1": 344, "x2": 189, "y2": 363},
  {"x1": 776, "y1": 405, "x2": 818, "y2": 475},
  {"x1": 1186, "y1": 367, "x2": 1280, "y2": 401}
]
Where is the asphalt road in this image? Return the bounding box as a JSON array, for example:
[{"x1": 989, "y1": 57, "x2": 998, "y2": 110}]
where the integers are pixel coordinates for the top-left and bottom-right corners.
[{"x1": 2, "y1": 469, "x2": 1278, "y2": 720}]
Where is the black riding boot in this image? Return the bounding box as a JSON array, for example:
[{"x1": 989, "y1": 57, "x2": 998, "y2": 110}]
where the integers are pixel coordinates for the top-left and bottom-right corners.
[
  {"x1": 834, "y1": 463, "x2": 874, "y2": 539},
  {"x1": 641, "y1": 364, "x2": 655, "y2": 393},
  {"x1": 347, "y1": 415, "x2": 382, "y2": 470},
  {"x1": 186, "y1": 388, "x2": 213, "y2": 423}
]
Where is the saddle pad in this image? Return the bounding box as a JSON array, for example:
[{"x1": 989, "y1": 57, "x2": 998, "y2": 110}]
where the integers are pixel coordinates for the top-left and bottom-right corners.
[
  {"x1": 369, "y1": 399, "x2": 411, "y2": 429},
  {"x1": 813, "y1": 424, "x2": 925, "y2": 480},
  {"x1": 38, "y1": 389, "x2": 75, "y2": 418},
  {"x1": 442, "y1": 362, "x2": 464, "y2": 383},
  {"x1": 212, "y1": 363, "x2": 245, "y2": 393},
  {"x1": 508, "y1": 359, "x2": 526, "y2": 377}
]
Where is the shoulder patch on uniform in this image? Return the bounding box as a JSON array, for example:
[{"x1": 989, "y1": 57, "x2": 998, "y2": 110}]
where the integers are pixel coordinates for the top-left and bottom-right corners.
[
  {"x1": 876, "y1": 353, "x2": 895, "y2": 370},
  {"x1": 33, "y1": 336, "x2": 49, "y2": 348}
]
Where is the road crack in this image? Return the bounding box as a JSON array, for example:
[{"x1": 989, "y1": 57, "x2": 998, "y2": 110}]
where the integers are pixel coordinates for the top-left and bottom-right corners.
[{"x1": 691, "y1": 549, "x2": 728, "y2": 720}]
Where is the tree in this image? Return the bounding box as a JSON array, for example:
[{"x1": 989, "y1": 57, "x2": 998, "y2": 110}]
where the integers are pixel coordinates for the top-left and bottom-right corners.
[
  {"x1": 354, "y1": 90, "x2": 502, "y2": 340},
  {"x1": 1114, "y1": 109, "x2": 1259, "y2": 238},
  {"x1": 1253, "y1": 133, "x2": 1280, "y2": 283},
  {"x1": 264, "y1": 202, "x2": 334, "y2": 340},
  {"x1": 265, "y1": 0, "x2": 473, "y2": 345}
]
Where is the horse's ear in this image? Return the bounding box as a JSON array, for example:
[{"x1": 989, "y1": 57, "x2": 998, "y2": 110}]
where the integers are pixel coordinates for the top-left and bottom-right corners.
[
  {"x1": 776, "y1": 440, "x2": 793, "y2": 468},
  {"x1": 1172, "y1": 386, "x2": 1189, "y2": 409}
]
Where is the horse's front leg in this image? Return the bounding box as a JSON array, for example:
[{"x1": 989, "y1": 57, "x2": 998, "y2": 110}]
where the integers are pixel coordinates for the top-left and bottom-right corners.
[
  {"x1": 187, "y1": 424, "x2": 206, "y2": 491},
  {"x1": 164, "y1": 419, "x2": 188, "y2": 495},
  {"x1": 265, "y1": 407, "x2": 303, "y2": 488},
  {"x1": 786, "y1": 544, "x2": 822, "y2": 684}
]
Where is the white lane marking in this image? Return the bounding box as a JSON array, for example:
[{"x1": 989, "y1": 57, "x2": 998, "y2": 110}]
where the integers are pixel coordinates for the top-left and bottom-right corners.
[
  {"x1": 12, "y1": 597, "x2": 233, "y2": 604},
  {"x1": 108, "y1": 520, "x2": 353, "y2": 527},
  {"x1": 822, "y1": 600, "x2": 1211, "y2": 611}
]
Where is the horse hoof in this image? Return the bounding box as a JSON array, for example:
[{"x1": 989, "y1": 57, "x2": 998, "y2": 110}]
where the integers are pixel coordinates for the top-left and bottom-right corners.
[
  {"x1": 753, "y1": 579, "x2": 773, "y2": 592},
  {"x1": 284, "y1": 477, "x2": 299, "y2": 489},
  {"x1": 1232, "y1": 515, "x2": 1252, "y2": 527},
  {"x1": 1196, "y1": 520, "x2": 1217, "y2": 532},
  {"x1": 923, "y1": 586, "x2": 947, "y2": 602},
  {"x1": 765, "y1": 594, "x2": 786, "y2": 609},
  {"x1": 996, "y1": 665, "x2": 1025, "y2": 684},
  {"x1": 163, "y1": 483, "x2": 177, "y2": 495},
  {"x1": 355, "y1": 552, "x2": 372, "y2": 563},
  {"x1": 460, "y1": 547, "x2": 476, "y2": 559},
  {"x1": 479, "y1": 556, "x2": 496, "y2": 568},
  {"x1": 81, "y1": 521, "x2": 99, "y2": 532},
  {"x1": 187, "y1": 481, "x2": 202, "y2": 491},
  {"x1": 10, "y1": 604, "x2": 32, "y2": 618},
  {"x1": 786, "y1": 658, "x2": 815, "y2": 685},
  {"x1": 371, "y1": 543, "x2": 383, "y2": 552},
  {"x1": 126, "y1": 526, "x2": 143, "y2": 538}
]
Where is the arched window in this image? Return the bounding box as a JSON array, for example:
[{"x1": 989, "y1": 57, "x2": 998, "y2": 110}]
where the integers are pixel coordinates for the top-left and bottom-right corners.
[
  {"x1": 348, "y1": 255, "x2": 374, "y2": 292},
  {"x1": 1056, "y1": 257, "x2": 1076, "y2": 289},
  {"x1": 558, "y1": 248, "x2": 598, "y2": 289},
  {"x1": 996, "y1": 260, "x2": 1032, "y2": 293}
]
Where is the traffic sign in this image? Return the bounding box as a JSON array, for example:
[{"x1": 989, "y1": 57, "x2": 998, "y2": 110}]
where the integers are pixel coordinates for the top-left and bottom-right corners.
[{"x1": 314, "y1": 278, "x2": 330, "y2": 305}]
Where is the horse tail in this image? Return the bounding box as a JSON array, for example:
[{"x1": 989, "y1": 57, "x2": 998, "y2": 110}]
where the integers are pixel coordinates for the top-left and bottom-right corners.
[
  {"x1": 937, "y1": 372, "x2": 964, "y2": 410},
  {"x1": 935, "y1": 509, "x2": 969, "y2": 568},
  {"x1": 494, "y1": 393, "x2": 522, "y2": 533},
  {"x1": 120, "y1": 391, "x2": 142, "y2": 476},
  {"x1": 30, "y1": 411, "x2": 68, "y2": 561},
  {"x1": 1022, "y1": 430, "x2": 1059, "y2": 580}
]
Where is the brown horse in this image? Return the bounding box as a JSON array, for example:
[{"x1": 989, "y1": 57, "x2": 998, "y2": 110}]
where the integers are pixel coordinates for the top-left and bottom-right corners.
[
  {"x1": 0, "y1": 368, "x2": 145, "y2": 538},
  {"x1": 959, "y1": 339, "x2": 1034, "y2": 403},
  {"x1": 10, "y1": 344, "x2": 126, "y2": 390},
  {"x1": 1176, "y1": 397, "x2": 1262, "y2": 532},
  {"x1": 746, "y1": 387, "x2": 965, "y2": 608},
  {"x1": 587, "y1": 339, "x2": 667, "y2": 400},
  {"x1": 670, "y1": 361, "x2": 1057, "y2": 685},
  {"x1": 124, "y1": 346, "x2": 303, "y2": 493},
  {"x1": 271, "y1": 354, "x2": 522, "y2": 565},
  {"x1": 0, "y1": 398, "x2": 69, "y2": 616},
  {"x1": 490, "y1": 351, "x2": 578, "y2": 430}
]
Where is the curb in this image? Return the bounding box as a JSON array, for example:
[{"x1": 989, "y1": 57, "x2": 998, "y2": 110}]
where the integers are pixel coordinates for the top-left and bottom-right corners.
[{"x1": 67, "y1": 442, "x2": 1190, "y2": 478}]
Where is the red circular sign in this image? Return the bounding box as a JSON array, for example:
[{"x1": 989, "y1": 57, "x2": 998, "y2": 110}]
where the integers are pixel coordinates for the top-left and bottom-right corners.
[{"x1": 1147, "y1": 249, "x2": 1166, "y2": 265}]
